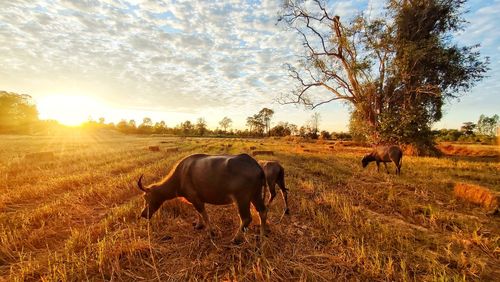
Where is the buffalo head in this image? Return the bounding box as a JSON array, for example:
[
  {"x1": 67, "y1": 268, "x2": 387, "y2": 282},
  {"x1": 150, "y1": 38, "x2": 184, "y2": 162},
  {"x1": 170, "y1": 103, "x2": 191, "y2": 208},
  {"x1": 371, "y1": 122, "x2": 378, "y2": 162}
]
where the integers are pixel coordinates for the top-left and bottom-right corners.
[
  {"x1": 137, "y1": 175, "x2": 163, "y2": 219},
  {"x1": 361, "y1": 155, "x2": 370, "y2": 168}
]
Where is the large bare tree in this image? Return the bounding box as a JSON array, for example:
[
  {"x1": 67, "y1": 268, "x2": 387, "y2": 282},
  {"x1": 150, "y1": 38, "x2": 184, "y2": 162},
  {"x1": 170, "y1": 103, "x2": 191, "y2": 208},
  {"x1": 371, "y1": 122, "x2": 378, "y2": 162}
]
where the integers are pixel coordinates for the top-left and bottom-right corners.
[{"x1": 279, "y1": 0, "x2": 488, "y2": 151}]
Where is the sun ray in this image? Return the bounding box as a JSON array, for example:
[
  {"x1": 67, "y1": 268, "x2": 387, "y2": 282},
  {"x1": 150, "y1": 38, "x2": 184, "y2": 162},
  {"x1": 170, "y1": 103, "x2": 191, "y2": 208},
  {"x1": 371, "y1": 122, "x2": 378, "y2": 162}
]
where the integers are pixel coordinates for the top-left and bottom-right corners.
[{"x1": 37, "y1": 95, "x2": 106, "y2": 126}]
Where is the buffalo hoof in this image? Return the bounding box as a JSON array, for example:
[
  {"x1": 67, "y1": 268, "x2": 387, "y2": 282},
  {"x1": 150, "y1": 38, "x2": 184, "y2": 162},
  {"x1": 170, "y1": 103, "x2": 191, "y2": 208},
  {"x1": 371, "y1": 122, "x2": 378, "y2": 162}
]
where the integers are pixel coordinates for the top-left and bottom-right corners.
[
  {"x1": 262, "y1": 226, "x2": 271, "y2": 236},
  {"x1": 161, "y1": 235, "x2": 173, "y2": 241},
  {"x1": 231, "y1": 231, "x2": 245, "y2": 244},
  {"x1": 231, "y1": 237, "x2": 244, "y2": 244},
  {"x1": 209, "y1": 230, "x2": 217, "y2": 238},
  {"x1": 284, "y1": 208, "x2": 290, "y2": 215},
  {"x1": 193, "y1": 221, "x2": 205, "y2": 230}
]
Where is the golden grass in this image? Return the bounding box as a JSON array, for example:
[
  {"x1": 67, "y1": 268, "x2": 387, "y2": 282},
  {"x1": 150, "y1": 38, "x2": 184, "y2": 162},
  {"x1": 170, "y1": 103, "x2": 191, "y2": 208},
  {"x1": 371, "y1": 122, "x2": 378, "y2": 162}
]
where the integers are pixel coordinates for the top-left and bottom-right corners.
[
  {"x1": 23, "y1": 151, "x2": 56, "y2": 160},
  {"x1": 0, "y1": 134, "x2": 499, "y2": 281},
  {"x1": 454, "y1": 183, "x2": 499, "y2": 210},
  {"x1": 252, "y1": 150, "x2": 274, "y2": 156},
  {"x1": 148, "y1": 146, "x2": 160, "y2": 152},
  {"x1": 438, "y1": 143, "x2": 500, "y2": 158}
]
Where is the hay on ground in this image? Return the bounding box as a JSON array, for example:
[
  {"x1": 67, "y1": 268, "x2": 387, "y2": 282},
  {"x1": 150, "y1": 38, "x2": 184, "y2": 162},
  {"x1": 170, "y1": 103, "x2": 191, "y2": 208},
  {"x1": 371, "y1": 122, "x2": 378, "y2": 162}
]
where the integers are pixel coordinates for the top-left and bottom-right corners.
[
  {"x1": 252, "y1": 150, "x2": 274, "y2": 156},
  {"x1": 249, "y1": 146, "x2": 257, "y2": 150},
  {"x1": 454, "y1": 183, "x2": 499, "y2": 211},
  {"x1": 148, "y1": 146, "x2": 160, "y2": 152},
  {"x1": 166, "y1": 147, "x2": 179, "y2": 153},
  {"x1": 24, "y1": 151, "x2": 55, "y2": 160}
]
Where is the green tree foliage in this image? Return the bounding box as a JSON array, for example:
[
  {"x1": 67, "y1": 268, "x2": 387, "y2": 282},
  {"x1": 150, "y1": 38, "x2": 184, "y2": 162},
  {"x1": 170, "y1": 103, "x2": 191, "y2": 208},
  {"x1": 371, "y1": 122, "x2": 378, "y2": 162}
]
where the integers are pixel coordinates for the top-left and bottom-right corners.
[
  {"x1": 116, "y1": 119, "x2": 134, "y2": 134},
  {"x1": 434, "y1": 129, "x2": 463, "y2": 142},
  {"x1": 219, "y1": 117, "x2": 232, "y2": 133},
  {"x1": 0, "y1": 91, "x2": 39, "y2": 133},
  {"x1": 246, "y1": 115, "x2": 264, "y2": 135},
  {"x1": 331, "y1": 132, "x2": 352, "y2": 141},
  {"x1": 460, "y1": 122, "x2": 476, "y2": 136},
  {"x1": 196, "y1": 118, "x2": 207, "y2": 136},
  {"x1": 128, "y1": 119, "x2": 136, "y2": 129},
  {"x1": 246, "y1": 108, "x2": 274, "y2": 136},
  {"x1": 180, "y1": 120, "x2": 193, "y2": 136},
  {"x1": 138, "y1": 117, "x2": 153, "y2": 134},
  {"x1": 476, "y1": 114, "x2": 499, "y2": 137},
  {"x1": 153, "y1": 121, "x2": 168, "y2": 134},
  {"x1": 259, "y1": 108, "x2": 274, "y2": 136},
  {"x1": 349, "y1": 110, "x2": 368, "y2": 142},
  {"x1": 308, "y1": 112, "x2": 320, "y2": 139},
  {"x1": 297, "y1": 113, "x2": 321, "y2": 139},
  {"x1": 270, "y1": 122, "x2": 297, "y2": 136},
  {"x1": 320, "y1": 130, "x2": 331, "y2": 140},
  {"x1": 279, "y1": 0, "x2": 488, "y2": 152},
  {"x1": 142, "y1": 117, "x2": 152, "y2": 127}
]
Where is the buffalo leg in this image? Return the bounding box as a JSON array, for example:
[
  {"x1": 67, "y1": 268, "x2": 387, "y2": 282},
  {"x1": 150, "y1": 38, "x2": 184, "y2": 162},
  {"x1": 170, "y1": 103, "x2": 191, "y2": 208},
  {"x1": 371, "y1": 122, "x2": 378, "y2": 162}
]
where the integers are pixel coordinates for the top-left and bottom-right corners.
[
  {"x1": 277, "y1": 176, "x2": 290, "y2": 215},
  {"x1": 232, "y1": 200, "x2": 252, "y2": 244},
  {"x1": 194, "y1": 203, "x2": 214, "y2": 238},
  {"x1": 201, "y1": 210, "x2": 215, "y2": 238},
  {"x1": 384, "y1": 163, "x2": 389, "y2": 174},
  {"x1": 376, "y1": 161, "x2": 380, "y2": 172},
  {"x1": 251, "y1": 193, "x2": 270, "y2": 237},
  {"x1": 262, "y1": 182, "x2": 268, "y2": 203},
  {"x1": 268, "y1": 181, "x2": 277, "y2": 206},
  {"x1": 194, "y1": 212, "x2": 205, "y2": 230}
]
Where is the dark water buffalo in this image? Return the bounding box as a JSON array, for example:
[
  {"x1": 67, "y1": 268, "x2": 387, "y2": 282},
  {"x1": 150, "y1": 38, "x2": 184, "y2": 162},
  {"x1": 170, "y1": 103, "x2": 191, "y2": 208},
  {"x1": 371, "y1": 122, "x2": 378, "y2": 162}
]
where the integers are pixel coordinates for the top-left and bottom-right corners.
[
  {"x1": 362, "y1": 145, "x2": 403, "y2": 175},
  {"x1": 137, "y1": 153, "x2": 269, "y2": 243},
  {"x1": 258, "y1": 160, "x2": 290, "y2": 215}
]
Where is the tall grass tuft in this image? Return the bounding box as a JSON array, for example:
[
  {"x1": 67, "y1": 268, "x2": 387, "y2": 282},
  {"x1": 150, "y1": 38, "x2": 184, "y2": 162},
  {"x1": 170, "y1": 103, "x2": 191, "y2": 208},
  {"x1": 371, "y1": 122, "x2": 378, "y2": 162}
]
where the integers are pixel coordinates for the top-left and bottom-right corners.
[{"x1": 454, "y1": 183, "x2": 499, "y2": 210}]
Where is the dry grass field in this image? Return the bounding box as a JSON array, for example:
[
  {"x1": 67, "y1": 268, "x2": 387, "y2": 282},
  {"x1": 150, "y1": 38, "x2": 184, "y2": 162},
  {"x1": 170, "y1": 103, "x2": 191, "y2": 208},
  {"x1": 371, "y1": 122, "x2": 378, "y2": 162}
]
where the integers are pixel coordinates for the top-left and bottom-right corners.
[{"x1": 0, "y1": 132, "x2": 499, "y2": 281}]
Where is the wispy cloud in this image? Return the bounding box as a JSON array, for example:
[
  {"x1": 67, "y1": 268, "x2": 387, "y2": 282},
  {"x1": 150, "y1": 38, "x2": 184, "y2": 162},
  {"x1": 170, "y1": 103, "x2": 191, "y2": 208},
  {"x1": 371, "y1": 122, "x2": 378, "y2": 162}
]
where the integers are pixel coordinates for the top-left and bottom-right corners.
[
  {"x1": 0, "y1": 0, "x2": 497, "y2": 130},
  {"x1": 0, "y1": 1, "x2": 294, "y2": 111}
]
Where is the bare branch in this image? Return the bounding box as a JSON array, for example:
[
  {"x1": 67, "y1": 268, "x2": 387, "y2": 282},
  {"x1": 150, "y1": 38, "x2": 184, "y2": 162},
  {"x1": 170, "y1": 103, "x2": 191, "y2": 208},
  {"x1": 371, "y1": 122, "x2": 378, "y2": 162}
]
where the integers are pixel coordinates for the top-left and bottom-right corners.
[{"x1": 311, "y1": 96, "x2": 344, "y2": 109}]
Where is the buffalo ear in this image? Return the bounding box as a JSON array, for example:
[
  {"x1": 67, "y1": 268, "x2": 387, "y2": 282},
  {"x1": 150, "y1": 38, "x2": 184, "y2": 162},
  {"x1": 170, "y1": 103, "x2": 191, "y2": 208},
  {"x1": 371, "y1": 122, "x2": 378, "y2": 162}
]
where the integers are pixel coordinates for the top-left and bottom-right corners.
[{"x1": 137, "y1": 175, "x2": 147, "y2": 192}]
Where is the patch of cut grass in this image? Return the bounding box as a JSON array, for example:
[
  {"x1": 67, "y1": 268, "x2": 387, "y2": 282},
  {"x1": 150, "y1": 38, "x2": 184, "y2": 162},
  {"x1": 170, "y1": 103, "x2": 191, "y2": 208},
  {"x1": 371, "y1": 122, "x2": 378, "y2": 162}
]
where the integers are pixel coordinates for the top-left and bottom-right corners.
[{"x1": 0, "y1": 135, "x2": 499, "y2": 280}]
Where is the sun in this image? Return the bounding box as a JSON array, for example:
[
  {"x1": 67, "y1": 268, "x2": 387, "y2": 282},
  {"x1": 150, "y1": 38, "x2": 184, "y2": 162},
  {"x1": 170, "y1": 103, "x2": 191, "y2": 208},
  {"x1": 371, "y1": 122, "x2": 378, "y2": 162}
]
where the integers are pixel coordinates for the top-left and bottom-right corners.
[{"x1": 37, "y1": 94, "x2": 106, "y2": 126}]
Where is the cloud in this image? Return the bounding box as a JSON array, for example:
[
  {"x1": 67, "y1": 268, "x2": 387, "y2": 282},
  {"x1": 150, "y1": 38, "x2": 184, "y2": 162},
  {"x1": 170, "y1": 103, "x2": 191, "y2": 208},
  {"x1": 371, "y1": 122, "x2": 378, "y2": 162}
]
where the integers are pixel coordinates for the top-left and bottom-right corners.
[{"x1": 0, "y1": 0, "x2": 497, "y2": 130}]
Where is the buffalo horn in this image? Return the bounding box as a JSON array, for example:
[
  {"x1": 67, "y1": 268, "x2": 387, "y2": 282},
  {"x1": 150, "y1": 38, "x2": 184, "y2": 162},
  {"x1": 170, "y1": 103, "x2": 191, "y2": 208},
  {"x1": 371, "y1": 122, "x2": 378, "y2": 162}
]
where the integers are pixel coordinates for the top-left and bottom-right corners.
[{"x1": 137, "y1": 174, "x2": 146, "y2": 192}]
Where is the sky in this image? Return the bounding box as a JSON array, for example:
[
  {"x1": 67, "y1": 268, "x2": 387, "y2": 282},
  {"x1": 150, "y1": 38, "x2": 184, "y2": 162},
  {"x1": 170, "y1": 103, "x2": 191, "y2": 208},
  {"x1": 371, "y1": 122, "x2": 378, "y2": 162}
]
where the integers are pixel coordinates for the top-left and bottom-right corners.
[{"x1": 0, "y1": 0, "x2": 498, "y2": 130}]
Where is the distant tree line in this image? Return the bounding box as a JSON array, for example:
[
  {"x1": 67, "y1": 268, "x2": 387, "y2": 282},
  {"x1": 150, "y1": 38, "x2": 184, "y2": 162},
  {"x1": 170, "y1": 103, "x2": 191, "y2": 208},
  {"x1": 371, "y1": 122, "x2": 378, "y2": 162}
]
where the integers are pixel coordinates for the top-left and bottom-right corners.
[
  {"x1": 432, "y1": 115, "x2": 499, "y2": 144},
  {"x1": 1, "y1": 91, "x2": 497, "y2": 143},
  {"x1": 82, "y1": 108, "x2": 352, "y2": 139},
  {"x1": 0, "y1": 91, "x2": 39, "y2": 134}
]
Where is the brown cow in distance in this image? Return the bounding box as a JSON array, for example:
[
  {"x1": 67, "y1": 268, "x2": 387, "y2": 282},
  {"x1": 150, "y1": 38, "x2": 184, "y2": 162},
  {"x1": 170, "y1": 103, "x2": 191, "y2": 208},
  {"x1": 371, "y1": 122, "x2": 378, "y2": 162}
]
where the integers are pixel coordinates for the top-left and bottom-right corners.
[
  {"x1": 361, "y1": 145, "x2": 403, "y2": 175},
  {"x1": 258, "y1": 160, "x2": 290, "y2": 215},
  {"x1": 137, "y1": 153, "x2": 269, "y2": 244}
]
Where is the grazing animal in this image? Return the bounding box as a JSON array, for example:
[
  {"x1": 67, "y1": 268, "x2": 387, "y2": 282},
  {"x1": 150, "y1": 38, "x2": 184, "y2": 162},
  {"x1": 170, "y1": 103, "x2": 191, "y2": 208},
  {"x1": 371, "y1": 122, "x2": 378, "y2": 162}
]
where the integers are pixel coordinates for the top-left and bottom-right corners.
[
  {"x1": 258, "y1": 160, "x2": 290, "y2": 215},
  {"x1": 137, "y1": 153, "x2": 269, "y2": 244},
  {"x1": 361, "y1": 145, "x2": 403, "y2": 175}
]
